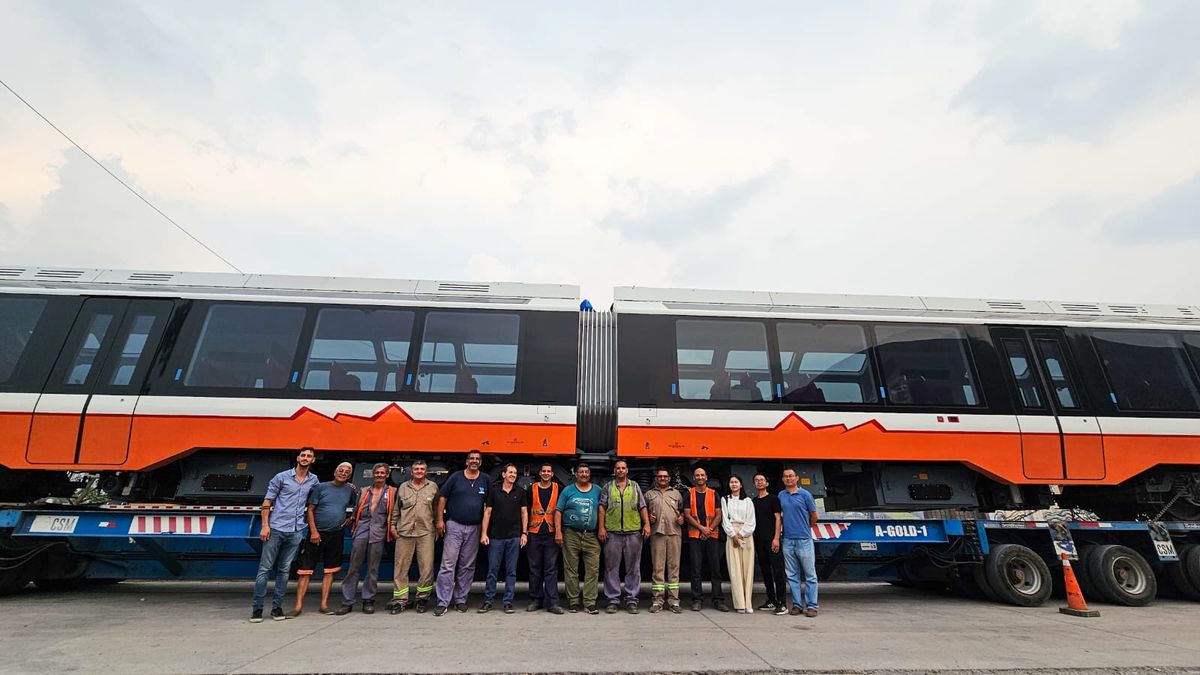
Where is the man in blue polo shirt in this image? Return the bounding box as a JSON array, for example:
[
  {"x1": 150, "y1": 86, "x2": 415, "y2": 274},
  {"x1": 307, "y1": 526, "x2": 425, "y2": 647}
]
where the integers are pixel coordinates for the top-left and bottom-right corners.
[
  {"x1": 251, "y1": 447, "x2": 319, "y2": 623},
  {"x1": 772, "y1": 466, "x2": 820, "y2": 617}
]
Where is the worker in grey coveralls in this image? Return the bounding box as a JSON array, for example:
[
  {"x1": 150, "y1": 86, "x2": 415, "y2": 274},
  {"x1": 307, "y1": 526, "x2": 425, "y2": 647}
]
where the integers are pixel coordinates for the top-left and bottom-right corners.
[{"x1": 337, "y1": 463, "x2": 395, "y2": 614}]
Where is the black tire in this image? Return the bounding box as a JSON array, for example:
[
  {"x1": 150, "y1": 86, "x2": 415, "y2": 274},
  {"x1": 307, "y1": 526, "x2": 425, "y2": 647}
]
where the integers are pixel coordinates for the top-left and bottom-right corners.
[
  {"x1": 1164, "y1": 544, "x2": 1200, "y2": 601},
  {"x1": 0, "y1": 564, "x2": 35, "y2": 596},
  {"x1": 1072, "y1": 546, "x2": 1100, "y2": 601},
  {"x1": 1183, "y1": 544, "x2": 1200, "y2": 600},
  {"x1": 34, "y1": 577, "x2": 124, "y2": 592},
  {"x1": 1086, "y1": 544, "x2": 1157, "y2": 607},
  {"x1": 971, "y1": 562, "x2": 1001, "y2": 603},
  {"x1": 983, "y1": 543, "x2": 1053, "y2": 607},
  {"x1": 952, "y1": 568, "x2": 987, "y2": 600}
]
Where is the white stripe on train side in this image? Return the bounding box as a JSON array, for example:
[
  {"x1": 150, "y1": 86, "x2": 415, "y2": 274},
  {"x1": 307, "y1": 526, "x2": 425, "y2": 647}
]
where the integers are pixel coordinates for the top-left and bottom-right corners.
[{"x1": 131, "y1": 397, "x2": 574, "y2": 424}]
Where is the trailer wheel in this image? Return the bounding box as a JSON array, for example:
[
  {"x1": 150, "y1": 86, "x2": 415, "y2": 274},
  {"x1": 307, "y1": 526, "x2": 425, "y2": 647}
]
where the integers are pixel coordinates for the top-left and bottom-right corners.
[
  {"x1": 1183, "y1": 545, "x2": 1200, "y2": 600},
  {"x1": 1086, "y1": 544, "x2": 1156, "y2": 607},
  {"x1": 983, "y1": 544, "x2": 1052, "y2": 607},
  {"x1": 0, "y1": 563, "x2": 34, "y2": 596},
  {"x1": 971, "y1": 562, "x2": 1001, "y2": 603}
]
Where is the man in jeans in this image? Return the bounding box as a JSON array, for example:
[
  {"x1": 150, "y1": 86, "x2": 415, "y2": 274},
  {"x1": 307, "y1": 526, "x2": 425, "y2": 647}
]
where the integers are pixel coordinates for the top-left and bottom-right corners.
[
  {"x1": 598, "y1": 459, "x2": 650, "y2": 613},
  {"x1": 250, "y1": 447, "x2": 319, "y2": 622},
  {"x1": 479, "y1": 463, "x2": 527, "y2": 613},
  {"x1": 433, "y1": 450, "x2": 489, "y2": 616},
  {"x1": 773, "y1": 466, "x2": 820, "y2": 617},
  {"x1": 555, "y1": 463, "x2": 601, "y2": 614}
]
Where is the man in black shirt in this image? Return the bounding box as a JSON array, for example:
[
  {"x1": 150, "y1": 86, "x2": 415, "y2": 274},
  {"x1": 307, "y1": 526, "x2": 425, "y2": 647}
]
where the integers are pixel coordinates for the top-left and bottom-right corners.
[
  {"x1": 479, "y1": 464, "x2": 527, "y2": 613},
  {"x1": 683, "y1": 466, "x2": 728, "y2": 612},
  {"x1": 753, "y1": 472, "x2": 787, "y2": 614}
]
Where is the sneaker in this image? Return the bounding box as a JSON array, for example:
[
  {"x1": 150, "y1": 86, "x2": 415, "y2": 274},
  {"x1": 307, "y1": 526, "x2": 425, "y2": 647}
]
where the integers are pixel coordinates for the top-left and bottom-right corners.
[
  {"x1": 415, "y1": 599, "x2": 428, "y2": 613},
  {"x1": 432, "y1": 605, "x2": 448, "y2": 617},
  {"x1": 526, "y1": 601, "x2": 543, "y2": 612},
  {"x1": 477, "y1": 603, "x2": 493, "y2": 613},
  {"x1": 669, "y1": 604, "x2": 682, "y2": 614},
  {"x1": 626, "y1": 602, "x2": 639, "y2": 615},
  {"x1": 757, "y1": 601, "x2": 776, "y2": 611},
  {"x1": 503, "y1": 603, "x2": 515, "y2": 614},
  {"x1": 568, "y1": 605, "x2": 580, "y2": 614},
  {"x1": 271, "y1": 607, "x2": 287, "y2": 621},
  {"x1": 736, "y1": 608, "x2": 746, "y2": 614},
  {"x1": 585, "y1": 605, "x2": 599, "y2": 615},
  {"x1": 691, "y1": 599, "x2": 702, "y2": 612},
  {"x1": 249, "y1": 609, "x2": 264, "y2": 623},
  {"x1": 746, "y1": 607, "x2": 754, "y2": 614},
  {"x1": 649, "y1": 604, "x2": 662, "y2": 614},
  {"x1": 605, "y1": 604, "x2": 619, "y2": 614},
  {"x1": 319, "y1": 606, "x2": 335, "y2": 615},
  {"x1": 773, "y1": 605, "x2": 787, "y2": 616},
  {"x1": 788, "y1": 606, "x2": 802, "y2": 616},
  {"x1": 454, "y1": 602, "x2": 467, "y2": 613},
  {"x1": 335, "y1": 605, "x2": 353, "y2": 616},
  {"x1": 362, "y1": 600, "x2": 375, "y2": 615},
  {"x1": 547, "y1": 605, "x2": 565, "y2": 615},
  {"x1": 805, "y1": 607, "x2": 818, "y2": 618}
]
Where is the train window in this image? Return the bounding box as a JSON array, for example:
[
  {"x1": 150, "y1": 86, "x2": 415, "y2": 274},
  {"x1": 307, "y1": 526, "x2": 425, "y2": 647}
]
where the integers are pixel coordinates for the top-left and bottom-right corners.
[
  {"x1": 1001, "y1": 339, "x2": 1044, "y2": 409},
  {"x1": 1034, "y1": 340, "x2": 1080, "y2": 409},
  {"x1": 64, "y1": 312, "x2": 116, "y2": 385},
  {"x1": 416, "y1": 312, "x2": 519, "y2": 395},
  {"x1": 1091, "y1": 330, "x2": 1200, "y2": 412},
  {"x1": 109, "y1": 313, "x2": 159, "y2": 386},
  {"x1": 875, "y1": 324, "x2": 981, "y2": 406},
  {"x1": 0, "y1": 297, "x2": 47, "y2": 385},
  {"x1": 675, "y1": 320, "x2": 771, "y2": 401},
  {"x1": 183, "y1": 304, "x2": 305, "y2": 389},
  {"x1": 776, "y1": 322, "x2": 877, "y2": 404},
  {"x1": 301, "y1": 308, "x2": 414, "y2": 392}
]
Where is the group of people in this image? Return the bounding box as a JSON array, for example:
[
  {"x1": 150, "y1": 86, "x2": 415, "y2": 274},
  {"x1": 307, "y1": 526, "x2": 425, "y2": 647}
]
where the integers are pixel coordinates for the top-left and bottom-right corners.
[{"x1": 249, "y1": 448, "x2": 821, "y2": 623}]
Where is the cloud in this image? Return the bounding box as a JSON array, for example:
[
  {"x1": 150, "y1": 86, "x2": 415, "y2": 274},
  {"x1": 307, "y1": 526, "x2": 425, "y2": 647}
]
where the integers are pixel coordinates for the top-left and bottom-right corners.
[
  {"x1": 1104, "y1": 172, "x2": 1200, "y2": 244},
  {"x1": 602, "y1": 162, "x2": 788, "y2": 244},
  {"x1": 953, "y1": 1, "x2": 1200, "y2": 141},
  {"x1": 463, "y1": 108, "x2": 576, "y2": 175}
]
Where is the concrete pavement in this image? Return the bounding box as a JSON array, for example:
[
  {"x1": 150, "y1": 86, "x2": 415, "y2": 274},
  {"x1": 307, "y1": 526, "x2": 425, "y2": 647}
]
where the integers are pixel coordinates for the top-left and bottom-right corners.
[{"x1": 1, "y1": 581, "x2": 1198, "y2": 674}]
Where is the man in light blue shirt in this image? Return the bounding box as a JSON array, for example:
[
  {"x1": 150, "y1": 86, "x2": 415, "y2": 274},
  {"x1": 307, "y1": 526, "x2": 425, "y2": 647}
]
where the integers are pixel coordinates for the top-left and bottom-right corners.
[
  {"x1": 772, "y1": 466, "x2": 820, "y2": 617},
  {"x1": 555, "y1": 463, "x2": 601, "y2": 613},
  {"x1": 250, "y1": 447, "x2": 319, "y2": 623}
]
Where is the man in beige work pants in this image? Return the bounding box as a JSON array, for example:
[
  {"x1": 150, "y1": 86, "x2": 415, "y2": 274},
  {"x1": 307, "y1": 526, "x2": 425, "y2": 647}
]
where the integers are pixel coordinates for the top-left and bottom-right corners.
[
  {"x1": 388, "y1": 460, "x2": 439, "y2": 613},
  {"x1": 645, "y1": 468, "x2": 685, "y2": 613}
]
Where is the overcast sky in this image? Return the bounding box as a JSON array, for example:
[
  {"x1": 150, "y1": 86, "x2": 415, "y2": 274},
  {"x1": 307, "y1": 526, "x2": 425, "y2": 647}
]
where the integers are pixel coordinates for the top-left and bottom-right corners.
[{"x1": 2, "y1": 1, "x2": 1198, "y2": 308}]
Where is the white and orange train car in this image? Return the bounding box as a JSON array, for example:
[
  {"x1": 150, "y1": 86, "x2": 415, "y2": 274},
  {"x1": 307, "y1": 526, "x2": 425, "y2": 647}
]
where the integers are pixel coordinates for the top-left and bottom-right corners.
[{"x1": 1, "y1": 268, "x2": 1199, "y2": 520}]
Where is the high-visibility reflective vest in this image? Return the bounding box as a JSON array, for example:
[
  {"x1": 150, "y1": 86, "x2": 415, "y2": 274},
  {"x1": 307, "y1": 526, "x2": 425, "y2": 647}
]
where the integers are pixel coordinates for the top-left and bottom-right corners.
[
  {"x1": 603, "y1": 480, "x2": 644, "y2": 533},
  {"x1": 687, "y1": 488, "x2": 717, "y2": 539},
  {"x1": 527, "y1": 482, "x2": 560, "y2": 534},
  {"x1": 353, "y1": 485, "x2": 396, "y2": 542}
]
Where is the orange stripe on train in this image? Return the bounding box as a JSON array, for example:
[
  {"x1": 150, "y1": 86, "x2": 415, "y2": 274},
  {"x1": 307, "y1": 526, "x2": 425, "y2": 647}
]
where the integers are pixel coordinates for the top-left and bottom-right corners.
[
  {"x1": 616, "y1": 413, "x2": 1200, "y2": 486},
  {"x1": 2, "y1": 403, "x2": 575, "y2": 471}
]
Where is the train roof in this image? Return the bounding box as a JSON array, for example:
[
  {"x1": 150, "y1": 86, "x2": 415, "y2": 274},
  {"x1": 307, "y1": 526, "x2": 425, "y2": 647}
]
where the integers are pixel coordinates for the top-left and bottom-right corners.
[
  {"x1": 0, "y1": 266, "x2": 579, "y2": 311},
  {"x1": 612, "y1": 286, "x2": 1200, "y2": 329}
]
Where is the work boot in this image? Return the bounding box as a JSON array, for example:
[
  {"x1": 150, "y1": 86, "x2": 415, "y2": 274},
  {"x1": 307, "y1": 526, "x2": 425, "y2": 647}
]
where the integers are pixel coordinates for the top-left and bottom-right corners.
[
  {"x1": 691, "y1": 598, "x2": 702, "y2": 611},
  {"x1": 415, "y1": 599, "x2": 428, "y2": 613},
  {"x1": 649, "y1": 603, "x2": 662, "y2": 614},
  {"x1": 432, "y1": 605, "x2": 448, "y2": 617},
  {"x1": 805, "y1": 607, "x2": 819, "y2": 618},
  {"x1": 626, "y1": 601, "x2": 639, "y2": 614},
  {"x1": 388, "y1": 600, "x2": 406, "y2": 615},
  {"x1": 669, "y1": 604, "x2": 682, "y2": 614},
  {"x1": 478, "y1": 603, "x2": 493, "y2": 613},
  {"x1": 713, "y1": 599, "x2": 731, "y2": 612},
  {"x1": 526, "y1": 601, "x2": 543, "y2": 612},
  {"x1": 335, "y1": 605, "x2": 353, "y2": 616},
  {"x1": 547, "y1": 605, "x2": 565, "y2": 615},
  {"x1": 362, "y1": 600, "x2": 375, "y2": 614},
  {"x1": 605, "y1": 603, "x2": 619, "y2": 614}
]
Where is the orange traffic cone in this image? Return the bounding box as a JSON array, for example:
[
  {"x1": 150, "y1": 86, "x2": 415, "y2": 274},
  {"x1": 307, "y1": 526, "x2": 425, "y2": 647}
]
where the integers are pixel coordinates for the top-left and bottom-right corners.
[{"x1": 1059, "y1": 552, "x2": 1100, "y2": 617}]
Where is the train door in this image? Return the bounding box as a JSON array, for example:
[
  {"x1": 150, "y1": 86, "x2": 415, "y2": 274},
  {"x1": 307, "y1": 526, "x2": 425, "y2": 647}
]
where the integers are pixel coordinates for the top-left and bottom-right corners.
[
  {"x1": 1030, "y1": 328, "x2": 1106, "y2": 480},
  {"x1": 25, "y1": 298, "x2": 172, "y2": 465},
  {"x1": 992, "y1": 328, "x2": 1063, "y2": 480}
]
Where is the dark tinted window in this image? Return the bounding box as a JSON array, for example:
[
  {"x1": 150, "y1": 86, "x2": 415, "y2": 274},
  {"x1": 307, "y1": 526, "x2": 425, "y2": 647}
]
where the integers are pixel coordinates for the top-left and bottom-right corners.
[
  {"x1": 65, "y1": 312, "x2": 116, "y2": 385},
  {"x1": 109, "y1": 313, "x2": 160, "y2": 387},
  {"x1": 876, "y1": 324, "x2": 981, "y2": 406},
  {"x1": 183, "y1": 304, "x2": 305, "y2": 389},
  {"x1": 1002, "y1": 339, "x2": 1044, "y2": 409},
  {"x1": 777, "y1": 322, "x2": 876, "y2": 404},
  {"x1": 1035, "y1": 339, "x2": 1080, "y2": 409},
  {"x1": 0, "y1": 297, "x2": 47, "y2": 384},
  {"x1": 1092, "y1": 330, "x2": 1200, "y2": 412},
  {"x1": 416, "y1": 312, "x2": 519, "y2": 395},
  {"x1": 676, "y1": 320, "x2": 770, "y2": 401},
  {"x1": 302, "y1": 308, "x2": 414, "y2": 392}
]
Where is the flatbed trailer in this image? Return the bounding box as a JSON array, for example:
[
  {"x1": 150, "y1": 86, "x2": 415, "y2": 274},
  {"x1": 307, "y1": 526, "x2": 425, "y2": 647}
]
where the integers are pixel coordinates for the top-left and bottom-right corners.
[{"x1": 4, "y1": 504, "x2": 1199, "y2": 607}]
